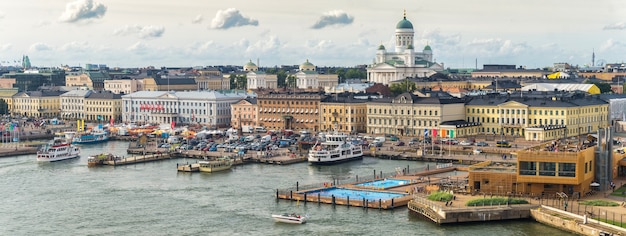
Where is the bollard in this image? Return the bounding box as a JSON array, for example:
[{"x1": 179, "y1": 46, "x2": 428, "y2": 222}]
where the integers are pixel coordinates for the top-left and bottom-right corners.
[
  {"x1": 379, "y1": 199, "x2": 382, "y2": 210},
  {"x1": 374, "y1": 169, "x2": 376, "y2": 179},
  {"x1": 356, "y1": 175, "x2": 359, "y2": 182},
  {"x1": 380, "y1": 171, "x2": 382, "y2": 179},
  {"x1": 391, "y1": 198, "x2": 394, "y2": 209},
  {"x1": 296, "y1": 181, "x2": 299, "y2": 191},
  {"x1": 365, "y1": 199, "x2": 369, "y2": 209},
  {"x1": 332, "y1": 195, "x2": 336, "y2": 206},
  {"x1": 276, "y1": 189, "x2": 279, "y2": 199},
  {"x1": 304, "y1": 193, "x2": 307, "y2": 204},
  {"x1": 318, "y1": 193, "x2": 321, "y2": 205},
  {"x1": 363, "y1": 198, "x2": 366, "y2": 208},
  {"x1": 407, "y1": 165, "x2": 409, "y2": 173},
  {"x1": 347, "y1": 196, "x2": 350, "y2": 207},
  {"x1": 290, "y1": 191, "x2": 292, "y2": 200}
]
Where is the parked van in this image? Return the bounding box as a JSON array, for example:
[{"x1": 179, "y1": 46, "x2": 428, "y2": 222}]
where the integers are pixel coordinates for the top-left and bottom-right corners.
[
  {"x1": 496, "y1": 140, "x2": 511, "y2": 148},
  {"x1": 374, "y1": 137, "x2": 386, "y2": 143},
  {"x1": 255, "y1": 126, "x2": 266, "y2": 133},
  {"x1": 261, "y1": 135, "x2": 271, "y2": 142}
]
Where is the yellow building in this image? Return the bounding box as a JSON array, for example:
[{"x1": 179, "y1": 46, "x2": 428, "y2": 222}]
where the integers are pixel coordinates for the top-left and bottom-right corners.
[
  {"x1": 104, "y1": 78, "x2": 144, "y2": 94},
  {"x1": 12, "y1": 91, "x2": 64, "y2": 118},
  {"x1": 468, "y1": 142, "x2": 596, "y2": 196},
  {"x1": 465, "y1": 91, "x2": 609, "y2": 141},
  {"x1": 66, "y1": 71, "x2": 111, "y2": 90},
  {"x1": 320, "y1": 95, "x2": 367, "y2": 134},
  {"x1": 231, "y1": 98, "x2": 258, "y2": 129},
  {"x1": 142, "y1": 77, "x2": 197, "y2": 91},
  {"x1": 195, "y1": 68, "x2": 229, "y2": 90},
  {"x1": 0, "y1": 88, "x2": 18, "y2": 114},
  {"x1": 366, "y1": 92, "x2": 466, "y2": 136},
  {"x1": 257, "y1": 92, "x2": 323, "y2": 132},
  {"x1": 84, "y1": 91, "x2": 123, "y2": 123}
]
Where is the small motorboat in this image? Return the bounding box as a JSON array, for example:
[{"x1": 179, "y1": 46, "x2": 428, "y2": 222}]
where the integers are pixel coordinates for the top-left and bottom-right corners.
[{"x1": 271, "y1": 213, "x2": 307, "y2": 224}]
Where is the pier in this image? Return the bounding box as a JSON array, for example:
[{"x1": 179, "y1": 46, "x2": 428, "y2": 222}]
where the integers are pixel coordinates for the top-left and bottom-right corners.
[
  {"x1": 100, "y1": 153, "x2": 173, "y2": 166},
  {"x1": 177, "y1": 163, "x2": 200, "y2": 172}
]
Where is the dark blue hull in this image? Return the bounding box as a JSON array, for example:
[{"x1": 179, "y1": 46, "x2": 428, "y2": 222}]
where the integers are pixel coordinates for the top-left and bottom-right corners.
[{"x1": 308, "y1": 155, "x2": 363, "y2": 165}]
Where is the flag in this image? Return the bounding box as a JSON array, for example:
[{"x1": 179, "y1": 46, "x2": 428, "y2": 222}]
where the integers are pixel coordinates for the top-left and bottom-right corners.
[
  {"x1": 449, "y1": 130, "x2": 455, "y2": 138},
  {"x1": 424, "y1": 129, "x2": 428, "y2": 137},
  {"x1": 171, "y1": 121, "x2": 175, "y2": 129},
  {"x1": 432, "y1": 129, "x2": 437, "y2": 137},
  {"x1": 440, "y1": 129, "x2": 446, "y2": 138},
  {"x1": 110, "y1": 117, "x2": 114, "y2": 126}
]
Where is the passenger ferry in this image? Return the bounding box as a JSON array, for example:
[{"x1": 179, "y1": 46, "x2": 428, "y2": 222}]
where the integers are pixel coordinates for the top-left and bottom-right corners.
[
  {"x1": 70, "y1": 131, "x2": 109, "y2": 144},
  {"x1": 198, "y1": 158, "x2": 232, "y2": 173},
  {"x1": 36, "y1": 137, "x2": 80, "y2": 162},
  {"x1": 308, "y1": 132, "x2": 363, "y2": 165}
]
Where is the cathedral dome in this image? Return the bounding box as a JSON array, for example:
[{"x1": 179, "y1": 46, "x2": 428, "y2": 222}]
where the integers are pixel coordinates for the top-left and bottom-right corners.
[
  {"x1": 396, "y1": 16, "x2": 413, "y2": 29},
  {"x1": 299, "y1": 59, "x2": 316, "y2": 71},
  {"x1": 424, "y1": 45, "x2": 432, "y2": 51},
  {"x1": 244, "y1": 60, "x2": 258, "y2": 71},
  {"x1": 378, "y1": 44, "x2": 386, "y2": 50}
]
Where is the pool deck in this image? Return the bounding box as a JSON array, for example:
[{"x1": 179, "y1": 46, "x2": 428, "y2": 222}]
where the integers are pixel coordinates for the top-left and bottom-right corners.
[{"x1": 276, "y1": 166, "x2": 463, "y2": 209}]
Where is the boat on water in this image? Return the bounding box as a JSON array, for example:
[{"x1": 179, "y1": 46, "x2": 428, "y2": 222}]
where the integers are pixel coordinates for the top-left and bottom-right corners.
[
  {"x1": 308, "y1": 131, "x2": 363, "y2": 165},
  {"x1": 69, "y1": 131, "x2": 109, "y2": 144},
  {"x1": 271, "y1": 213, "x2": 307, "y2": 224},
  {"x1": 198, "y1": 158, "x2": 232, "y2": 173},
  {"x1": 36, "y1": 137, "x2": 80, "y2": 162},
  {"x1": 87, "y1": 153, "x2": 121, "y2": 167}
]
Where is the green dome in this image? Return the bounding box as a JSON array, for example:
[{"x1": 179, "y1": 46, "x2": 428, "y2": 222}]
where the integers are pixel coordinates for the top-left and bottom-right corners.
[
  {"x1": 396, "y1": 17, "x2": 413, "y2": 29},
  {"x1": 424, "y1": 45, "x2": 432, "y2": 51},
  {"x1": 378, "y1": 44, "x2": 386, "y2": 50},
  {"x1": 299, "y1": 59, "x2": 315, "y2": 71},
  {"x1": 245, "y1": 60, "x2": 257, "y2": 67}
]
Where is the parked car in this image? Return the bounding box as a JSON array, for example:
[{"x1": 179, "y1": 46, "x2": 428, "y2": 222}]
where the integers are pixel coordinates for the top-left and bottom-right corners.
[
  {"x1": 444, "y1": 139, "x2": 458, "y2": 145},
  {"x1": 496, "y1": 140, "x2": 511, "y2": 148},
  {"x1": 473, "y1": 149, "x2": 483, "y2": 155},
  {"x1": 475, "y1": 141, "x2": 489, "y2": 147},
  {"x1": 389, "y1": 136, "x2": 399, "y2": 141},
  {"x1": 395, "y1": 141, "x2": 405, "y2": 146},
  {"x1": 459, "y1": 140, "x2": 474, "y2": 146}
]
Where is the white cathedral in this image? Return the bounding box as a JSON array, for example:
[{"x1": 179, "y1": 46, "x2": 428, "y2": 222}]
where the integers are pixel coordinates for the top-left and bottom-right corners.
[
  {"x1": 246, "y1": 59, "x2": 338, "y2": 90},
  {"x1": 366, "y1": 12, "x2": 444, "y2": 85}
]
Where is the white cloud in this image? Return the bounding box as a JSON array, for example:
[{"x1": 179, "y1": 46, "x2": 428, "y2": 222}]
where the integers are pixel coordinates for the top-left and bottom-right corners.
[
  {"x1": 311, "y1": 10, "x2": 354, "y2": 29},
  {"x1": 59, "y1": 0, "x2": 107, "y2": 23},
  {"x1": 210, "y1": 8, "x2": 258, "y2": 29},
  {"x1": 0, "y1": 43, "x2": 12, "y2": 51},
  {"x1": 114, "y1": 25, "x2": 165, "y2": 39},
  {"x1": 245, "y1": 36, "x2": 281, "y2": 54},
  {"x1": 599, "y1": 38, "x2": 626, "y2": 52},
  {"x1": 604, "y1": 22, "x2": 626, "y2": 30},
  {"x1": 29, "y1": 43, "x2": 52, "y2": 52},
  {"x1": 192, "y1": 15, "x2": 203, "y2": 24},
  {"x1": 128, "y1": 42, "x2": 149, "y2": 54},
  {"x1": 60, "y1": 41, "x2": 90, "y2": 52},
  {"x1": 0, "y1": 11, "x2": 5, "y2": 19}
]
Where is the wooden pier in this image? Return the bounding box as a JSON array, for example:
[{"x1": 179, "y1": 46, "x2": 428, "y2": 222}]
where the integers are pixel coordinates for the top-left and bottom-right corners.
[
  {"x1": 100, "y1": 153, "x2": 173, "y2": 166},
  {"x1": 177, "y1": 163, "x2": 200, "y2": 172},
  {"x1": 248, "y1": 155, "x2": 307, "y2": 165}
]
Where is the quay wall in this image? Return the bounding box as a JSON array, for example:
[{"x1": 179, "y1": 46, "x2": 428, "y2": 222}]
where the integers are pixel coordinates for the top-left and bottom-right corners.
[
  {"x1": 531, "y1": 206, "x2": 626, "y2": 236},
  {"x1": 407, "y1": 197, "x2": 536, "y2": 224}
]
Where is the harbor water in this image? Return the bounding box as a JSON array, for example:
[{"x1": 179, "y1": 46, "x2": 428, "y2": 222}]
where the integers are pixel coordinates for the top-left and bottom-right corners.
[{"x1": 0, "y1": 141, "x2": 572, "y2": 235}]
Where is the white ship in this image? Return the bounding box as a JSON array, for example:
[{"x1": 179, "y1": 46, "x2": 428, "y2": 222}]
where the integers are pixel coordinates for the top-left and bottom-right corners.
[
  {"x1": 308, "y1": 132, "x2": 363, "y2": 165},
  {"x1": 36, "y1": 137, "x2": 80, "y2": 162}
]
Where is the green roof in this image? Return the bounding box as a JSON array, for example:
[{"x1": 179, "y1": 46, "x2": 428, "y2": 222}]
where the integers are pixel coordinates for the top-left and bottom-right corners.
[
  {"x1": 245, "y1": 60, "x2": 257, "y2": 67},
  {"x1": 396, "y1": 17, "x2": 413, "y2": 29},
  {"x1": 424, "y1": 45, "x2": 432, "y2": 51},
  {"x1": 378, "y1": 44, "x2": 386, "y2": 50}
]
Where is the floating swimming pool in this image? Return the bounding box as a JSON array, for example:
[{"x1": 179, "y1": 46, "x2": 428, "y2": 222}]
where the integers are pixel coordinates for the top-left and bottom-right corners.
[
  {"x1": 354, "y1": 179, "x2": 410, "y2": 189},
  {"x1": 302, "y1": 187, "x2": 407, "y2": 201}
]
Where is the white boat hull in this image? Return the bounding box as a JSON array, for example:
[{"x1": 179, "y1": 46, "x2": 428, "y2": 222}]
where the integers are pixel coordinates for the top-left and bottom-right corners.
[
  {"x1": 271, "y1": 214, "x2": 307, "y2": 224},
  {"x1": 36, "y1": 149, "x2": 80, "y2": 162}
]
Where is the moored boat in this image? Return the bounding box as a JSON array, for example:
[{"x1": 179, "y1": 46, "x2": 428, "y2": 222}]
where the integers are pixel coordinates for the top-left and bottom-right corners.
[
  {"x1": 271, "y1": 213, "x2": 307, "y2": 224},
  {"x1": 72, "y1": 131, "x2": 109, "y2": 144},
  {"x1": 308, "y1": 132, "x2": 363, "y2": 165},
  {"x1": 87, "y1": 153, "x2": 121, "y2": 167},
  {"x1": 36, "y1": 137, "x2": 80, "y2": 162},
  {"x1": 198, "y1": 158, "x2": 232, "y2": 173}
]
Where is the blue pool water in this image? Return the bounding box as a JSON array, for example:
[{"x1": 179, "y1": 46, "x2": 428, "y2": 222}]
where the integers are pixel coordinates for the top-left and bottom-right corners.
[
  {"x1": 303, "y1": 187, "x2": 407, "y2": 201},
  {"x1": 354, "y1": 178, "x2": 410, "y2": 189}
]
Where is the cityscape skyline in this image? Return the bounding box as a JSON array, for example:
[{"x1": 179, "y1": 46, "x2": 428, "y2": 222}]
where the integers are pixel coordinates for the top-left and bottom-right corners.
[{"x1": 1, "y1": 0, "x2": 625, "y2": 69}]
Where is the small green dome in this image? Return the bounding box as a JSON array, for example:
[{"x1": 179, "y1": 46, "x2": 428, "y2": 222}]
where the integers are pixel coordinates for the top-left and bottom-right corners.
[
  {"x1": 299, "y1": 59, "x2": 315, "y2": 71},
  {"x1": 245, "y1": 60, "x2": 257, "y2": 67},
  {"x1": 378, "y1": 44, "x2": 386, "y2": 50},
  {"x1": 396, "y1": 17, "x2": 413, "y2": 29},
  {"x1": 424, "y1": 45, "x2": 432, "y2": 51},
  {"x1": 244, "y1": 60, "x2": 258, "y2": 71}
]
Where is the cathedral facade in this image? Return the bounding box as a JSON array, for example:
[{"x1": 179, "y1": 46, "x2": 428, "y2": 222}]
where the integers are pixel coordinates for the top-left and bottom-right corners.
[{"x1": 366, "y1": 12, "x2": 444, "y2": 85}]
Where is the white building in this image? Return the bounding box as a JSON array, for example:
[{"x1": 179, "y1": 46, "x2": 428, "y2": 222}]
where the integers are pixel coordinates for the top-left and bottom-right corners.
[
  {"x1": 121, "y1": 91, "x2": 248, "y2": 128},
  {"x1": 366, "y1": 11, "x2": 443, "y2": 85},
  {"x1": 245, "y1": 60, "x2": 278, "y2": 89},
  {"x1": 295, "y1": 59, "x2": 338, "y2": 89},
  {"x1": 60, "y1": 90, "x2": 92, "y2": 120}
]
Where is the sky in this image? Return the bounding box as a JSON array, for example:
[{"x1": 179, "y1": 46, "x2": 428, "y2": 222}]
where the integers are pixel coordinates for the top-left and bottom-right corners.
[{"x1": 1, "y1": 0, "x2": 626, "y2": 69}]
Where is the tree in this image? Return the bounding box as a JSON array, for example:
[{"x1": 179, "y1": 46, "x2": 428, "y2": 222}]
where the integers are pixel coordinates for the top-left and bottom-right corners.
[
  {"x1": 277, "y1": 70, "x2": 287, "y2": 88},
  {"x1": 236, "y1": 75, "x2": 247, "y2": 90},
  {"x1": 286, "y1": 75, "x2": 297, "y2": 88},
  {"x1": 229, "y1": 74, "x2": 237, "y2": 89},
  {"x1": 389, "y1": 79, "x2": 416, "y2": 96},
  {"x1": 344, "y1": 68, "x2": 366, "y2": 82},
  {"x1": 0, "y1": 99, "x2": 8, "y2": 115}
]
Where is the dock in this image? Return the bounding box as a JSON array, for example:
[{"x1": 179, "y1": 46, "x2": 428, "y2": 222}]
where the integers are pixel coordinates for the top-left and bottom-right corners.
[
  {"x1": 177, "y1": 163, "x2": 200, "y2": 172},
  {"x1": 248, "y1": 155, "x2": 307, "y2": 165},
  {"x1": 101, "y1": 153, "x2": 173, "y2": 166}
]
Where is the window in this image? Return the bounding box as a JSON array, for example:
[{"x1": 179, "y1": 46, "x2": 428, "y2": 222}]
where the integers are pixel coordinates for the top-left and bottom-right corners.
[
  {"x1": 558, "y1": 163, "x2": 576, "y2": 177},
  {"x1": 519, "y1": 161, "x2": 537, "y2": 175},
  {"x1": 539, "y1": 162, "x2": 556, "y2": 176}
]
